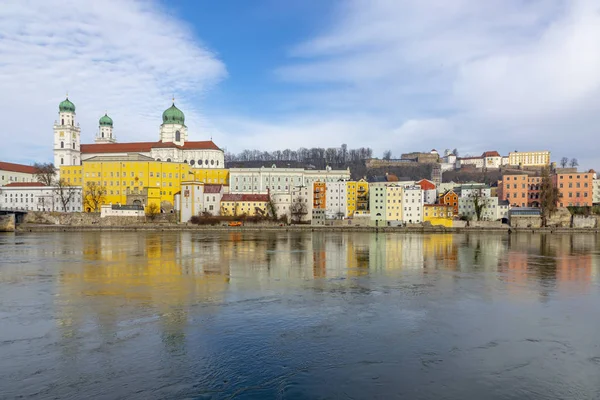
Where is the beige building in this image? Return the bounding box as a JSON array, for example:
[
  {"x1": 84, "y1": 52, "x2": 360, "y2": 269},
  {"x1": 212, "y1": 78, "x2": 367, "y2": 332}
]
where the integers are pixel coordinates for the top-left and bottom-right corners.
[
  {"x1": 0, "y1": 162, "x2": 37, "y2": 186},
  {"x1": 508, "y1": 151, "x2": 550, "y2": 167}
]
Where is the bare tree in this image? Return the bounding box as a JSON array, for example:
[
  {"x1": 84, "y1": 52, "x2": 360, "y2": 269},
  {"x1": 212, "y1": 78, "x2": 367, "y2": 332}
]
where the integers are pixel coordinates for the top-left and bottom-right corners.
[
  {"x1": 83, "y1": 181, "x2": 106, "y2": 212},
  {"x1": 560, "y1": 157, "x2": 569, "y2": 168},
  {"x1": 539, "y1": 167, "x2": 561, "y2": 226},
  {"x1": 146, "y1": 203, "x2": 160, "y2": 221},
  {"x1": 33, "y1": 162, "x2": 57, "y2": 186},
  {"x1": 383, "y1": 150, "x2": 392, "y2": 160},
  {"x1": 569, "y1": 158, "x2": 579, "y2": 168},
  {"x1": 290, "y1": 196, "x2": 308, "y2": 223},
  {"x1": 470, "y1": 189, "x2": 487, "y2": 221},
  {"x1": 53, "y1": 179, "x2": 77, "y2": 212},
  {"x1": 452, "y1": 148, "x2": 459, "y2": 156}
]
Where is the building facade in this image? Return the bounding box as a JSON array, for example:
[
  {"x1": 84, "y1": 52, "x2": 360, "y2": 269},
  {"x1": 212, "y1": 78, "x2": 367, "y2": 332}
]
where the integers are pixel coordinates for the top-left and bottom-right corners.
[
  {"x1": 220, "y1": 194, "x2": 269, "y2": 217},
  {"x1": 553, "y1": 171, "x2": 593, "y2": 207},
  {"x1": 423, "y1": 205, "x2": 454, "y2": 227},
  {"x1": 326, "y1": 181, "x2": 348, "y2": 219},
  {"x1": 508, "y1": 151, "x2": 550, "y2": 167},
  {"x1": 0, "y1": 162, "x2": 37, "y2": 186},
  {"x1": 439, "y1": 190, "x2": 459, "y2": 215},
  {"x1": 0, "y1": 182, "x2": 82, "y2": 212},
  {"x1": 403, "y1": 186, "x2": 424, "y2": 223}
]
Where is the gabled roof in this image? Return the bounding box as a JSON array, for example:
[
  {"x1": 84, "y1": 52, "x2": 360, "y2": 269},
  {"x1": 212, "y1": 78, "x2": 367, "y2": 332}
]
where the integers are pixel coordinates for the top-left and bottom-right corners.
[
  {"x1": 3, "y1": 182, "x2": 46, "y2": 187},
  {"x1": 416, "y1": 179, "x2": 436, "y2": 190},
  {"x1": 0, "y1": 161, "x2": 37, "y2": 174},
  {"x1": 80, "y1": 140, "x2": 221, "y2": 154}
]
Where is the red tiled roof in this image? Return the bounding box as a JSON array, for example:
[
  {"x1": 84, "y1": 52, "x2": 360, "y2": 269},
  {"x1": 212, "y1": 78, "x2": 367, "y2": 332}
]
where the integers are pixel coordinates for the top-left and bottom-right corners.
[
  {"x1": 4, "y1": 182, "x2": 46, "y2": 187},
  {"x1": 416, "y1": 179, "x2": 436, "y2": 190},
  {"x1": 482, "y1": 151, "x2": 501, "y2": 157},
  {"x1": 221, "y1": 193, "x2": 269, "y2": 202},
  {"x1": 0, "y1": 161, "x2": 37, "y2": 174},
  {"x1": 204, "y1": 184, "x2": 223, "y2": 193},
  {"x1": 80, "y1": 140, "x2": 221, "y2": 154}
]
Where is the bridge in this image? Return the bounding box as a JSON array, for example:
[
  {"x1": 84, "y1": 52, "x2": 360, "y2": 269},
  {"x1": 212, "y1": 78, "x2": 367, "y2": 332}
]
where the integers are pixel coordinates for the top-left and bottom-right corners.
[{"x1": 0, "y1": 209, "x2": 28, "y2": 224}]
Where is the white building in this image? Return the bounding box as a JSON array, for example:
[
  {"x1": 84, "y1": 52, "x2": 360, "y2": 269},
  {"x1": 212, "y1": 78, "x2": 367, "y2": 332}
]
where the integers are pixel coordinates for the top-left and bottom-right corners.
[
  {"x1": 0, "y1": 182, "x2": 82, "y2": 212},
  {"x1": 100, "y1": 204, "x2": 144, "y2": 218},
  {"x1": 179, "y1": 182, "x2": 227, "y2": 222},
  {"x1": 0, "y1": 162, "x2": 37, "y2": 186},
  {"x1": 459, "y1": 196, "x2": 509, "y2": 221},
  {"x1": 290, "y1": 184, "x2": 313, "y2": 223},
  {"x1": 325, "y1": 181, "x2": 348, "y2": 219},
  {"x1": 593, "y1": 177, "x2": 600, "y2": 205},
  {"x1": 457, "y1": 156, "x2": 484, "y2": 169},
  {"x1": 52, "y1": 97, "x2": 225, "y2": 174},
  {"x1": 369, "y1": 182, "x2": 388, "y2": 226},
  {"x1": 229, "y1": 165, "x2": 350, "y2": 194},
  {"x1": 458, "y1": 184, "x2": 492, "y2": 198},
  {"x1": 403, "y1": 186, "x2": 424, "y2": 223},
  {"x1": 482, "y1": 151, "x2": 503, "y2": 169}
]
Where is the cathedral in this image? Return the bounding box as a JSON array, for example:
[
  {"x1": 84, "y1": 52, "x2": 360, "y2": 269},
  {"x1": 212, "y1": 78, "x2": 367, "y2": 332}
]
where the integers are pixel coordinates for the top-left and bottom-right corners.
[{"x1": 53, "y1": 97, "x2": 225, "y2": 171}]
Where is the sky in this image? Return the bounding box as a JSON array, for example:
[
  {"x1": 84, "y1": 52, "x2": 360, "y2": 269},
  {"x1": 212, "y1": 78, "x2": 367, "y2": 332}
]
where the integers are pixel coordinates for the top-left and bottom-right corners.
[{"x1": 1, "y1": 0, "x2": 600, "y2": 168}]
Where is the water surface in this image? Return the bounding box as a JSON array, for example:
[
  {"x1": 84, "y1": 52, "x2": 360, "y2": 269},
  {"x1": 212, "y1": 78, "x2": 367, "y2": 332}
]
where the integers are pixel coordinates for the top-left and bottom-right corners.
[{"x1": 1, "y1": 231, "x2": 600, "y2": 399}]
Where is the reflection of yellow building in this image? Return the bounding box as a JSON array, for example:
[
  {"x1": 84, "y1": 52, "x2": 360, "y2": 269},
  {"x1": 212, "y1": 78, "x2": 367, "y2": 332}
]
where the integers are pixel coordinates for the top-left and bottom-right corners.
[
  {"x1": 61, "y1": 156, "x2": 192, "y2": 211},
  {"x1": 423, "y1": 205, "x2": 454, "y2": 227},
  {"x1": 346, "y1": 180, "x2": 369, "y2": 217}
]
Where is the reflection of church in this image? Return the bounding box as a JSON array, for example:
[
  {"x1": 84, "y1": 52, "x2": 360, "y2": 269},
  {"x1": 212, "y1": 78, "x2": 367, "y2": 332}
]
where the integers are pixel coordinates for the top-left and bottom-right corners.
[{"x1": 53, "y1": 97, "x2": 225, "y2": 169}]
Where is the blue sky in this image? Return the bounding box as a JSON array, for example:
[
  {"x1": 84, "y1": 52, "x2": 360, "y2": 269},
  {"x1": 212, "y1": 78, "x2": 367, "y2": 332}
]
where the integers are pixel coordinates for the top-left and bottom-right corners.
[{"x1": 1, "y1": 0, "x2": 600, "y2": 168}]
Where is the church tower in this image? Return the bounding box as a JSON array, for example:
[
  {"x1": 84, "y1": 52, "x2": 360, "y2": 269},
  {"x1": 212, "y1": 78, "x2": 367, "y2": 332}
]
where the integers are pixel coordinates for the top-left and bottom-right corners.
[
  {"x1": 53, "y1": 96, "x2": 81, "y2": 173},
  {"x1": 95, "y1": 113, "x2": 116, "y2": 143},
  {"x1": 159, "y1": 100, "x2": 187, "y2": 146}
]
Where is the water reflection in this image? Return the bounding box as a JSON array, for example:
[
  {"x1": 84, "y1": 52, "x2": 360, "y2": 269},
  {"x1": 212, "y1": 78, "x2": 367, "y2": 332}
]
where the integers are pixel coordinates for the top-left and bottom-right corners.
[{"x1": 1, "y1": 231, "x2": 600, "y2": 399}]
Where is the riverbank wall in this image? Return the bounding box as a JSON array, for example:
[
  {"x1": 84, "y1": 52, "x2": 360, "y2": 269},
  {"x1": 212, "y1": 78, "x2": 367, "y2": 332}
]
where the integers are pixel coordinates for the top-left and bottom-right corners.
[{"x1": 0, "y1": 214, "x2": 15, "y2": 232}]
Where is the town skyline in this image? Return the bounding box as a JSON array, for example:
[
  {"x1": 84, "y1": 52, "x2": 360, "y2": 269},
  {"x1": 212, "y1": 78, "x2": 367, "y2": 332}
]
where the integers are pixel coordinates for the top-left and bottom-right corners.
[{"x1": 2, "y1": 0, "x2": 600, "y2": 168}]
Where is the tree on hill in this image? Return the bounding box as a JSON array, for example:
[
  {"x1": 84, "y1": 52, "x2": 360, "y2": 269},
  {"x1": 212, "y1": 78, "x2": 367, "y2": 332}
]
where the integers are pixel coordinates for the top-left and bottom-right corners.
[
  {"x1": 560, "y1": 157, "x2": 569, "y2": 168},
  {"x1": 33, "y1": 162, "x2": 57, "y2": 186},
  {"x1": 569, "y1": 158, "x2": 579, "y2": 168},
  {"x1": 383, "y1": 150, "x2": 392, "y2": 160}
]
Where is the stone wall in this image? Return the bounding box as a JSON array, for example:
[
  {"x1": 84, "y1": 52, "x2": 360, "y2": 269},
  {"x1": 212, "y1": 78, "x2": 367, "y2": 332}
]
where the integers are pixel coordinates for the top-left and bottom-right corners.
[
  {"x1": 0, "y1": 214, "x2": 15, "y2": 232},
  {"x1": 572, "y1": 215, "x2": 599, "y2": 229},
  {"x1": 510, "y1": 216, "x2": 542, "y2": 228},
  {"x1": 546, "y1": 208, "x2": 571, "y2": 228},
  {"x1": 469, "y1": 220, "x2": 503, "y2": 228},
  {"x1": 452, "y1": 220, "x2": 467, "y2": 228}
]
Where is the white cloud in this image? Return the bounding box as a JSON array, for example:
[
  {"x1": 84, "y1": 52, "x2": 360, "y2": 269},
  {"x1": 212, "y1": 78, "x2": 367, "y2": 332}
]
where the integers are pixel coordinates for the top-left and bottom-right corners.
[
  {"x1": 0, "y1": 0, "x2": 226, "y2": 164},
  {"x1": 271, "y1": 0, "x2": 600, "y2": 168}
]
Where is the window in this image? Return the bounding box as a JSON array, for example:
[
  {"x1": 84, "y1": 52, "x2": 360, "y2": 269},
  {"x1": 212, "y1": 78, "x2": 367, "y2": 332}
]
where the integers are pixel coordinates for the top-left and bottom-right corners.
[
  {"x1": 72, "y1": 143, "x2": 75, "y2": 149},
  {"x1": 175, "y1": 130, "x2": 181, "y2": 142},
  {"x1": 60, "y1": 141, "x2": 64, "y2": 148}
]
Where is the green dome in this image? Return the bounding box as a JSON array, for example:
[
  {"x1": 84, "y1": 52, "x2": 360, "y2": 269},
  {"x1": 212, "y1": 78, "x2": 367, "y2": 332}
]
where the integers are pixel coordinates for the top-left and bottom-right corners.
[
  {"x1": 162, "y1": 103, "x2": 185, "y2": 125},
  {"x1": 99, "y1": 113, "x2": 113, "y2": 127},
  {"x1": 59, "y1": 97, "x2": 75, "y2": 113}
]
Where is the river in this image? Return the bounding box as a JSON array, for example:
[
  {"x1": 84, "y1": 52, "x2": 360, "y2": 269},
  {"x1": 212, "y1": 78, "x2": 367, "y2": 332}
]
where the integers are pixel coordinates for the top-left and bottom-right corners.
[{"x1": 1, "y1": 231, "x2": 600, "y2": 399}]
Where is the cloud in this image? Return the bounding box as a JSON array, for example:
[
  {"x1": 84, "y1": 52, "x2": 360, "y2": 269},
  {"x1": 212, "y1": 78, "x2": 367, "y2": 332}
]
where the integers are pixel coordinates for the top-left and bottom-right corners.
[
  {"x1": 271, "y1": 0, "x2": 600, "y2": 168},
  {"x1": 0, "y1": 0, "x2": 226, "y2": 164}
]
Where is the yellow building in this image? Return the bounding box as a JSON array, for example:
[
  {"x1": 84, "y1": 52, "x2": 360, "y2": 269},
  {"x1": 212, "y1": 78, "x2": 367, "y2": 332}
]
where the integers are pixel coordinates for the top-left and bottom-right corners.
[
  {"x1": 61, "y1": 154, "x2": 191, "y2": 211},
  {"x1": 346, "y1": 179, "x2": 369, "y2": 217},
  {"x1": 191, "y1": 168, "x2": 229, "y2": 185},
  {"x1": 423, "y1": 204, "x2": 454, "y2": 227},
  {"x1": 508, "y1": 151, "x2": 550, "y2": 167},
  {"x1": 385, "y1": 185, "x2": 403, "y2": 223},
  {"x1": 220, "y1": 194, "x2": 270, "y2": 217}
]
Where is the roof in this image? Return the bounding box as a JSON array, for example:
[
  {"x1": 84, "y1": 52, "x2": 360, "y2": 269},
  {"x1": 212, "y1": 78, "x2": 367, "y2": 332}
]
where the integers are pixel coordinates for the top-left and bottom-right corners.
[
  {"x1": 0, "y1": 161, "x2": 37, "y2": 174},
  {"x1": 416, "y1": 179, "x2": 436, "y2": 190},
  {"x1": 3, "y1": 182, "x2": 46, "y2": 187},
  {"x1": 204, "y1": 184, "x2": 223, "y2": 193},
  {"x1": 221, "y1": 193, "x2": 269, "y2": 202},
  {"x1": 459, "y1": 156, "x2": 484, "y2": 160},
  {"x1": 482, "y1": 151, "x2": 501, "y2": 157},
  {"x1": 80, "y1": 140, "x2": 221, "y2": 154},
  {"x1": 85, "y1": 153, "x2": 155, "y2": 162}
]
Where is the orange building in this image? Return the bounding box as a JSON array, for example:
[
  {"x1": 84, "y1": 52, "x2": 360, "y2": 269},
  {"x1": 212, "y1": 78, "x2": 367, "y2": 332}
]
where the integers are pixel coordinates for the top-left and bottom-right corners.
[
  {"x1": 499, "y1": 174, "x2": 529, "y2": 207},
  {"x1": 553, "y1": 171, "x2": 593, "y2": 207},
  {"x1": 313, "y1": 181, "x2": 326, "y2": 209},
  {"x1": 439, "y1": 190, "x2": 459, "y2": 214}
]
